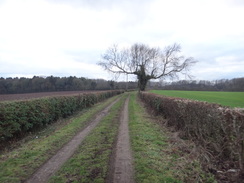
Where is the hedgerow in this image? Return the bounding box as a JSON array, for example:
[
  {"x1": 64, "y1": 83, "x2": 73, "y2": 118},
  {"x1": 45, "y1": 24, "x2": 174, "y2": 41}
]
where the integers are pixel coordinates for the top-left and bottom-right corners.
[
  {"x1": 140, "y1": 92, "x2": 244, "y2": 181},
  {"x1": 0, "y1": 90, "x2": 123, "y2": 140}
]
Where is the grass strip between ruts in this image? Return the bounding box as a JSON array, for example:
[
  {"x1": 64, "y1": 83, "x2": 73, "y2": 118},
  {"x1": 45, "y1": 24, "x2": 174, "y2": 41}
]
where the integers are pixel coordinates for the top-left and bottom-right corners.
[
  {"x1": 48, "y1": 94, "x2": 127, "y2": 183},
  {"x1": 0, "y1": 95, "x2": 121, "y2": 183}
]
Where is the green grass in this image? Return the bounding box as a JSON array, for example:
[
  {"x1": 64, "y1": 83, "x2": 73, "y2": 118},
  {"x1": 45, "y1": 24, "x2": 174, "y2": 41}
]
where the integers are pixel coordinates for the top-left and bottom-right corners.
[
  {"x1": 129, "y1": 92, "x2": 216, "y2": 183},
  {"x1": 49, "y1": 94, "x2": 127, "y2": 183},
  {"x1": 150, "y1": 90, "x2": 244, "y2": 108},
  {"x1": 129, "y1": 92, "x2": 181, "y2": 182},
  {"x1": 0, "y1": 95, "x2": 121, "y2": 183}
]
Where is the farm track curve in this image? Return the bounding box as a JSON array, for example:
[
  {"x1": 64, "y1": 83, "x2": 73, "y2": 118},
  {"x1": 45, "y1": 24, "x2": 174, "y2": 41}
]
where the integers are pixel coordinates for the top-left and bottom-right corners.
[{"x1": 26, "y1": 96, "x2": 121, "y2": 183}]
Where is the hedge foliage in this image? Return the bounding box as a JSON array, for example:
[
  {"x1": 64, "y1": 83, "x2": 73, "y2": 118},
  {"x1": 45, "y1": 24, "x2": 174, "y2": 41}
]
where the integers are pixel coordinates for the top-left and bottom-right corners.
[
  {"x1": 140, "y1": 92, "x2": 244, "y2": 177},
  {"x1": 0, "y1": 90, "x2": 123, "y2": 140}
]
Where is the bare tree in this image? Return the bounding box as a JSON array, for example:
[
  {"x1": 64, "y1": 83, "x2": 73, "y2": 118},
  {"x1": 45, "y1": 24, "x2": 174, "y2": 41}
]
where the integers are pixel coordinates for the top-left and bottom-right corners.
[{"x1": 98, "y1": 43, "x2": 197, "y2": 91}]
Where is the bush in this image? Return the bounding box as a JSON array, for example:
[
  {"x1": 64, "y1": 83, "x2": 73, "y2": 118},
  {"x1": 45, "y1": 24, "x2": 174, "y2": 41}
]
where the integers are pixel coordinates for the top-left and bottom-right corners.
[
  {"x1": 140, "y1": 92, "x2": 244, "y2": 178},
  {"x1": 0, "y1": 90, "x2": 123, "y2": 140}
]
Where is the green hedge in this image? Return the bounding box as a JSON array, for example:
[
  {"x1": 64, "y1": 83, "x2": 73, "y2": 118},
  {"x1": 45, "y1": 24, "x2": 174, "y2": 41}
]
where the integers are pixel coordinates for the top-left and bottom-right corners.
[
  {"x1": 0, "y1": 90, "x2": 123, "y2": 140},
  {"x1": 140, "y1": 92, "x2": 244, "y2": 178}
]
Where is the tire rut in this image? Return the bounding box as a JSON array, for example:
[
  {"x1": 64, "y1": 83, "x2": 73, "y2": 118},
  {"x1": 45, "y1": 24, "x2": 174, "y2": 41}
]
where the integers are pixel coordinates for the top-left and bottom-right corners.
[
  {"x1": 26, "y1": 97, "x2": 121, "y2": 183},
  {"x1": 111, "y1": 96, "x2": 135, "y2": 183}
]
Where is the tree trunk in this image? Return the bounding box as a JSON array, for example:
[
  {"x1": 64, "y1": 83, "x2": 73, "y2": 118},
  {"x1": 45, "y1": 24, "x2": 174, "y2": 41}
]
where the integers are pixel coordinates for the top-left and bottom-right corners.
[
  {"x1": 137, "y1": 65, "x2": 150, "y2": 91},
  {"x1": 138, "y1": 77, "x2": 149, "y2": 91}
]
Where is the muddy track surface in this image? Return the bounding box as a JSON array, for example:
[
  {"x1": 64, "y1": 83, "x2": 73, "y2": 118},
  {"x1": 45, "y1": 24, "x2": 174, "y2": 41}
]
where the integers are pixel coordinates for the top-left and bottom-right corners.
[
  {"x1": 111, "y1": 96, "x2": 135, "y2": 183},
  {"x1": 26, "y1": 97, "x2": 121, "y2": 183}
]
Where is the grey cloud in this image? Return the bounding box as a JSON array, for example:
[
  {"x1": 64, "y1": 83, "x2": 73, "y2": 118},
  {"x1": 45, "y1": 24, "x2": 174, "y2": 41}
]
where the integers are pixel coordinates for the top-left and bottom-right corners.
[
  {"x1": 226, "y1": 0, "x2": 244, "y2": 7},
  {"x1": 46, "y1": 0, "x2": 151, "y2": 30},
  {"x1": 46, "y1": 0, "x2": 150, "y2": 10},
  {"x1": 65, "y1": 49, "x2": 101, "y2": 64},
  {"x1": 0, "y1": 0, "x2": 6, "y2": 5}
]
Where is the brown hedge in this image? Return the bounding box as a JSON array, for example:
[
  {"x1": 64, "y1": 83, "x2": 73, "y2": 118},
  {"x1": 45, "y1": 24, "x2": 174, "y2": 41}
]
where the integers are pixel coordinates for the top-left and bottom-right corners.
[
  {"x1": 0, "y1": 90, "x2": 123, "y2": 140},
  {"x1": 140, "y1": 92, "x2": 244, "y2": 177}
]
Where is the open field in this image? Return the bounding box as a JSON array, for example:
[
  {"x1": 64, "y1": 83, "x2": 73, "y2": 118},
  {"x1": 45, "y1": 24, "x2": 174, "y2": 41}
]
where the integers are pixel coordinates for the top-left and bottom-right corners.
[
  {"x1": 150, "y1": 90, "x2": 244, "y2": 108},
  {"x1": 0, "y1": 91, "x2": 96, "y2": 102}
]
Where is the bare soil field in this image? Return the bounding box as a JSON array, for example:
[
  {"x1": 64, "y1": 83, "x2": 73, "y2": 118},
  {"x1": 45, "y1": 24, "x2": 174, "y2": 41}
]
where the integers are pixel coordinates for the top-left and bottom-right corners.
[{"x1": 0, "y1": 91, "x2": 94, "y2": 102}]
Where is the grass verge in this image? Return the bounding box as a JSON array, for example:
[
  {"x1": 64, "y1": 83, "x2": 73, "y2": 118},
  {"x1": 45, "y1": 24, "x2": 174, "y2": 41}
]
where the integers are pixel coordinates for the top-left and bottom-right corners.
[
  {"x1": 129, "y1": 92, "x2": 216, "y2": 183},
  {"x1": 0, "y1": 95, "x2": 121, "y2": 183},
  {"x1": 48, "y1": 94, "x2": 127, "y2": 183}
]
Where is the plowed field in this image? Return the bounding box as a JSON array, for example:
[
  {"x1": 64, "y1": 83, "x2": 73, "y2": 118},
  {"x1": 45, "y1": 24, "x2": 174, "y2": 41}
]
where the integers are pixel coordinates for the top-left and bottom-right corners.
[{"x1": 0, "y1": 91, "x2": 95, "y2": 102}]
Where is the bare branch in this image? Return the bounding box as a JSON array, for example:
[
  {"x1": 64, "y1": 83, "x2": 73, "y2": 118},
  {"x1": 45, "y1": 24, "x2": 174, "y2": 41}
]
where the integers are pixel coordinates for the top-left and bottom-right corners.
[{"x1": 97, "y1": 42, "x2": 197, "y2": 91}]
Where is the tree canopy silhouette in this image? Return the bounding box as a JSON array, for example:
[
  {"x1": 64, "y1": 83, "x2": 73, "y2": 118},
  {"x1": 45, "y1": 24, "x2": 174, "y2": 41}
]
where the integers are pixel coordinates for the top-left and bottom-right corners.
[{"x1": 98, "y1": 43, "x2": 197, "y2": 91}]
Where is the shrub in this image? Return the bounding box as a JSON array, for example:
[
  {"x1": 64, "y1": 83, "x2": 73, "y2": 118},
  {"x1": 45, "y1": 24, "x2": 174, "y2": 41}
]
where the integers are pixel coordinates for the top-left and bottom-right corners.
[
  {"x1": 140, "y1": 92, "x2": 244, "y2": 179},
  {"x1": 0, "y1": 90, "x2": 123, "y2": 140}
]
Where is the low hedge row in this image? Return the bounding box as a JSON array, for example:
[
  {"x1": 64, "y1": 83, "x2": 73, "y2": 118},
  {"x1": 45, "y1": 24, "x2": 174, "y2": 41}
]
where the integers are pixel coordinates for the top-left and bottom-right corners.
[
  {"x1": 140, "y1": 92, "x2": 244, "y2": 177},
  {"x1": 0, "y1": 90, "x2": 123, "y2": 140}
]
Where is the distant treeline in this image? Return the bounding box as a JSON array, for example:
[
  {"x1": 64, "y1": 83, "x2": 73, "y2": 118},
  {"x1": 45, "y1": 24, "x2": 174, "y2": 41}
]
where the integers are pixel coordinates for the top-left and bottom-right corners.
[
  {"x1": 0, "y1": 76, "x2": 137, "y2": 94},
  {"x1": 1, "y1": 76, "x2": 243, "y2": 94},
  {"x1": 155, "y1": 77, "x2": 244, "y2": 91}
]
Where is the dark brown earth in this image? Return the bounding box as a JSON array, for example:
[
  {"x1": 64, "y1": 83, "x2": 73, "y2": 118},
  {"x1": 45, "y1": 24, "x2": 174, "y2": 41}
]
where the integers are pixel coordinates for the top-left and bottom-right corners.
[
  {"x1": 0, "y1": 91, "x2": 96, "y2": 102},
  {"x1": 25, "y1": 97, "x2": 120, "y2": 183}
]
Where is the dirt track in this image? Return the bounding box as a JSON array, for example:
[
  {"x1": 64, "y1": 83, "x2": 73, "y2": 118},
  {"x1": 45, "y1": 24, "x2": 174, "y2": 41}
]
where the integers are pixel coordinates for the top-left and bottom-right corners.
[
  {"x1": 25, "y1": 95, "x2": 134, "y2": 183},
  {"x1": 26, "y1": 97, "x2": 120, "y2": 183},
  {"x1": 111, "y1": 96, "x2": 134, "y2": 183}
]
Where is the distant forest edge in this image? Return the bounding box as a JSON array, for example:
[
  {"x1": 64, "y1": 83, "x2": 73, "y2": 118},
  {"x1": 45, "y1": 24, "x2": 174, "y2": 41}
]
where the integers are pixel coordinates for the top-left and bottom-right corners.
[
  {"x1": 0, "y1": 76, "x2": 137, "y2": 94},
  {"x1": 0, "y1": 76, "x2": 244, "y2": 94},
  {"x1": 156, "y1": 77, "x2": 244, "y2": 92}
]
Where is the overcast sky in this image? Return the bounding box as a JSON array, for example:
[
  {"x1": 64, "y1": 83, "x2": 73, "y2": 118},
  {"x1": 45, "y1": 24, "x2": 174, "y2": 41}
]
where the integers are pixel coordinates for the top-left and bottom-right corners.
[{"x1": 0, "y1": 0, "x2": 244, "y2": 81}]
